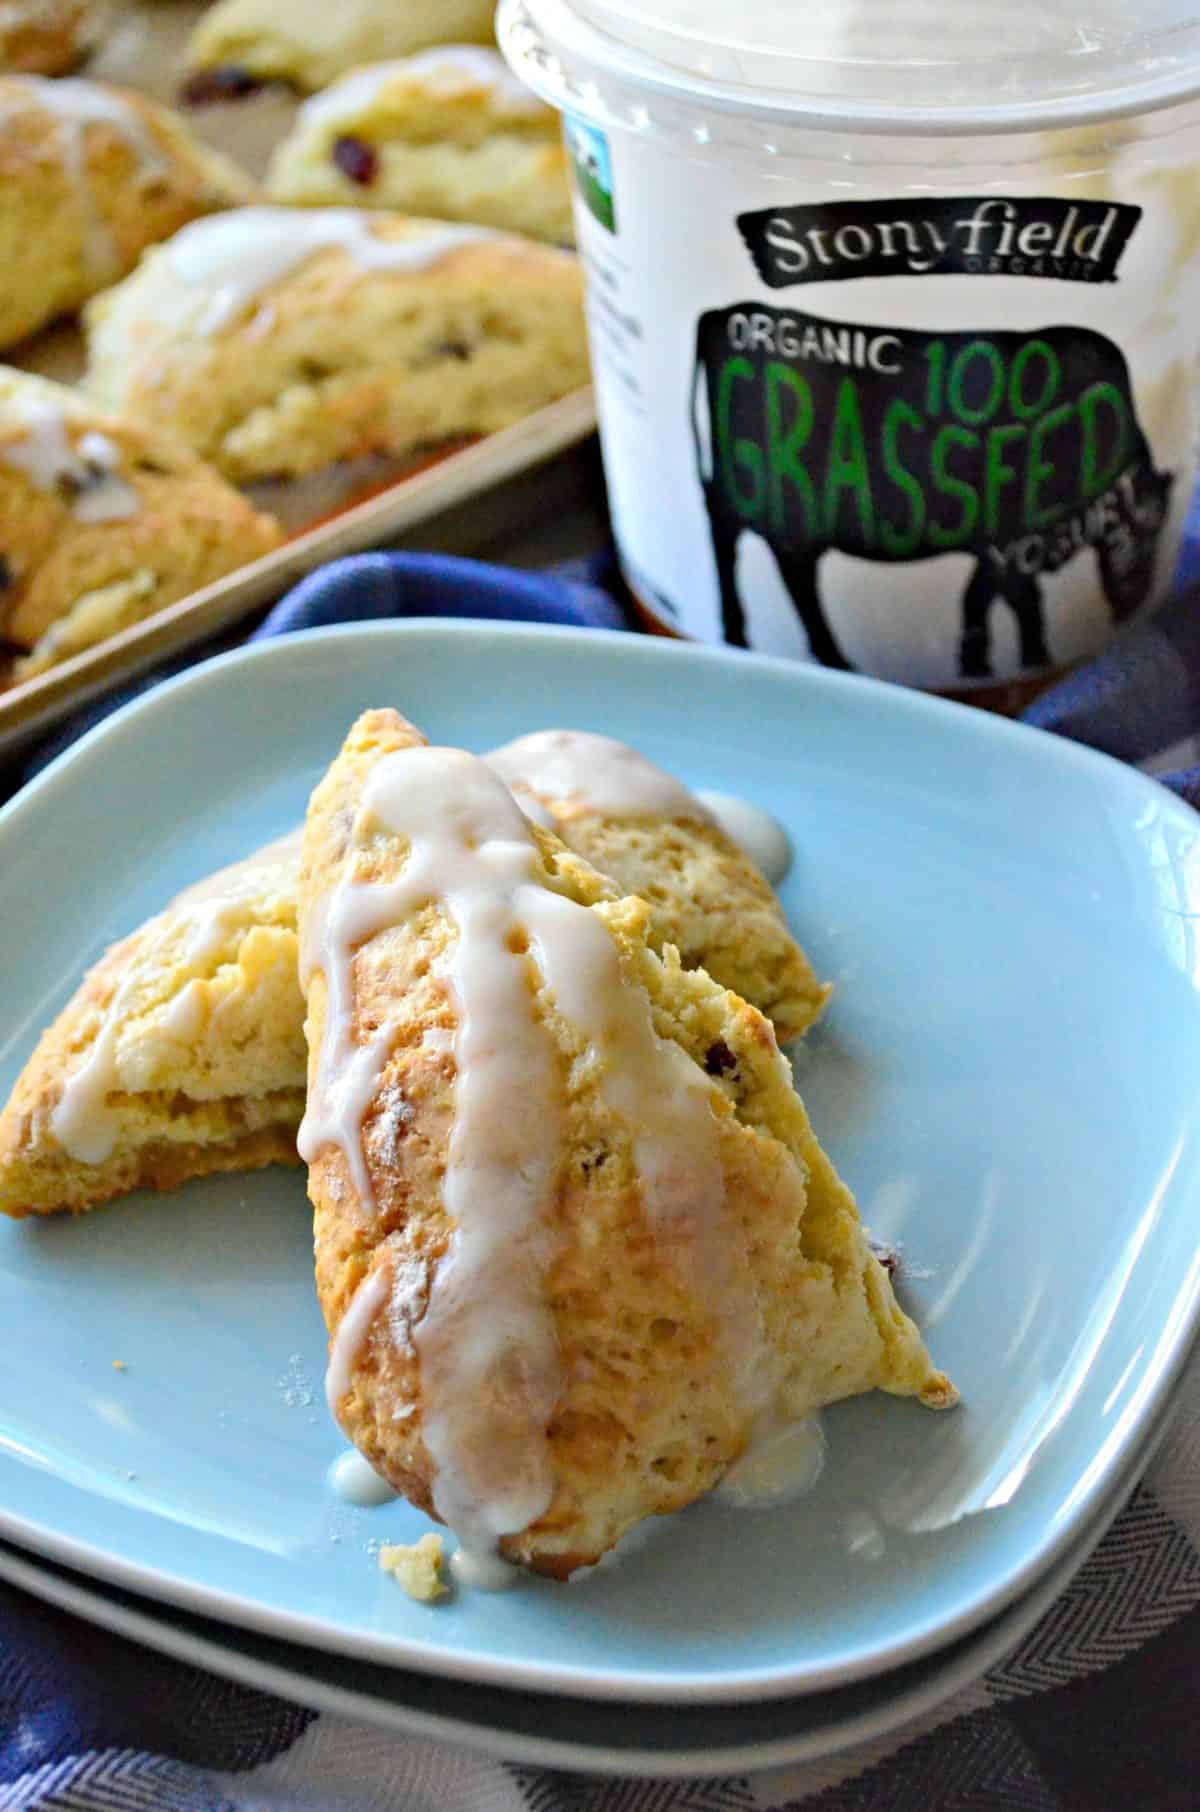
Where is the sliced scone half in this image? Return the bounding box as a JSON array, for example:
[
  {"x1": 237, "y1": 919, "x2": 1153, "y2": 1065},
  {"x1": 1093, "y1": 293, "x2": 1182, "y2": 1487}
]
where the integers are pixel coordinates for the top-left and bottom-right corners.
[
  {"x1": 0, "y1": 835, "x2": 305, "y2": 1218},
  {"x1": 302, "y1": 708, "x2": 954, "y2": 1582},
  {"x1": 266, "y1": 49, "x2": 573, "y2": 245},
  {"x1": 184, "y1": 0, "x2": 496, "y2": 96},
  {"x1": 0, "y1": 368, "x2": 282, "y2": 678},
  {"x1": 83, "y1": 206, "x2": 588, "y2": 483},
  {"x1": 488, "y1": 728, "x2": 830, "y2": 1040},
  {"x1": 0, "y1": 74, "x2": 252, "y2": 348}
]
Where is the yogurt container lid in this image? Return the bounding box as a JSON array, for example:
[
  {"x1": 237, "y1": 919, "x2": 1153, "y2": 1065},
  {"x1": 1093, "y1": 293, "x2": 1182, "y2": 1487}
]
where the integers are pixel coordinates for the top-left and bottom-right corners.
[{"x1": 519, "y1": 0, "x2": 1200, "y2": 132}]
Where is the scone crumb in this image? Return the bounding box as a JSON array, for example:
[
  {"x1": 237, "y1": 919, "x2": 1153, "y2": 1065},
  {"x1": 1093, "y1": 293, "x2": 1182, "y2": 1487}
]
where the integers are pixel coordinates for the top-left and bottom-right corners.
[{"x1": 379, "y1": 1532, "x2": 447, "y2": 1602}]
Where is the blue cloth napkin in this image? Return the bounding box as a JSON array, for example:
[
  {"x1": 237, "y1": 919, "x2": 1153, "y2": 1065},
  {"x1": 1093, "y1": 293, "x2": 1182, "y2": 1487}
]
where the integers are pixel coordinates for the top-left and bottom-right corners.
[{"x1": 2, "y1": 542, "x2": 1199, "y2": 1812}]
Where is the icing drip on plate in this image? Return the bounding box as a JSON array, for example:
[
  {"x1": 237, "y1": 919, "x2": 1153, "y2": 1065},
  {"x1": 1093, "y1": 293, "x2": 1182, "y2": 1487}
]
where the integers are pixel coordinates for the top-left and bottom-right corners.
[
  {"x1": 327, "y1": 1447, "x2": 399, "y2": 1507},
  {"x1": 695, "y1": 790, "x2": 792, "y2": 886},
  {"x1": 485, "y1": 729, "x2": 711, "y2": 823},
  {"x1": 486, "y1": 729, "x2": 793, "y2": 884},
  {"x1": 163, "y1": 207, "x2": 498, "y2": 336},
  {"x1": 712, "y1": 1414, "x2": 826, "y2": 1508}
]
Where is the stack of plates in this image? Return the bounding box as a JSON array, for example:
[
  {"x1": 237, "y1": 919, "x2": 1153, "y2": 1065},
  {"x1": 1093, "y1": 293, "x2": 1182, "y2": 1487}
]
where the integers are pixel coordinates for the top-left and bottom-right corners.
[{"x1": 0, "y1": 623, "x2": 1197, "y2": 1778}]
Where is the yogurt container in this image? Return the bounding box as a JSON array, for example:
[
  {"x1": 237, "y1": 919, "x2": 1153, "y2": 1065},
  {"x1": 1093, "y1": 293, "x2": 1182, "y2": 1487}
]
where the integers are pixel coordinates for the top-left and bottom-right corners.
[{"x1": 499, "y1": 0, "x2": 1200, "y2": 692}]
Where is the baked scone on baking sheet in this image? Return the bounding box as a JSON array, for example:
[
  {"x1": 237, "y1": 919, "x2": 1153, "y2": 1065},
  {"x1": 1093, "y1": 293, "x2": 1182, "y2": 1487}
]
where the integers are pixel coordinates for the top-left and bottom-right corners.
[
  {"x1": 185, "y1": 0, "x2": 496, "y2": 97},
  {"x1": 0, "y1": 369, "x2": 282, "y2": 679},
  {"x1": 0, "y1": 0, "x2": 101, "y2": 74},
  {"x1": 303, "y1": 708, "x2": 954, "y2": 1582},
  {"x1": 0, "y1": 75, "x2": 252, "y2": 350},
  {"x1": 0, "y1": 835, "x2": 305, "y2": 1219},
  {"x1": 83, "y1": 207, "x2": 589, "y2": 484},
  {"x1": 488, "y1": 729, "x2": 830, "y2": 1040},
  {"x1": 266, "y1": 49, "x2": 573, "y2": 246}
]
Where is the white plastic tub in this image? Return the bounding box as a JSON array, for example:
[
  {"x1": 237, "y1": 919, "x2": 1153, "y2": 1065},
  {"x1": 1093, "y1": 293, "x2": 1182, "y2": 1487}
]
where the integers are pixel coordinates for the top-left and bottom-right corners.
[{"x1": 500, "y1": 0, "x2": 1200, "y2": 690}]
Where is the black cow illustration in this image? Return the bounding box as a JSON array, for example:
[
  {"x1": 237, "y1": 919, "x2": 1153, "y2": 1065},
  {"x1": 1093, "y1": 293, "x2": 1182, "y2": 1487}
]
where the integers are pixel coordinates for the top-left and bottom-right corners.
[{"x1": 692, "y1": 307, "x2": 1172, "y2": 678}]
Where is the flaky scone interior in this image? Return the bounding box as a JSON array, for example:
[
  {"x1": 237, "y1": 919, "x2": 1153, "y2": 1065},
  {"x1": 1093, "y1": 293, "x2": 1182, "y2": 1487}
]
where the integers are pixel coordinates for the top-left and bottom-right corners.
[
  {"x1": 302, "y1": 709, "x2": 954, "y2": 1582},
  {"x1": 0, "y1": 835, "x2": 305, "y2": 1218}
]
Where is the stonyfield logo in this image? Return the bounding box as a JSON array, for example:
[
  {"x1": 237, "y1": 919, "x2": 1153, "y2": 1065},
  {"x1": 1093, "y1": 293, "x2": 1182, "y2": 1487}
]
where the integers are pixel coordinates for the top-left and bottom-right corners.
[{"x1": 738, "y1": 196, "x2": 1142, "y2": 289}]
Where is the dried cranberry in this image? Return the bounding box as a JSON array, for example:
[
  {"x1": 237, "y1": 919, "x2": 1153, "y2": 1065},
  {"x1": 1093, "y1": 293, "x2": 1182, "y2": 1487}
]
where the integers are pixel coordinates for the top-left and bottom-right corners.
[
  {"x1": 704, "y1": 1039, "x2": 737, "y2": 1077},
  {"x1": 180, "y1": 65, "x2": 263, "y2": 106},
  {"x1": 332, "y1": 135, "x2": 379, "y2": 187}
]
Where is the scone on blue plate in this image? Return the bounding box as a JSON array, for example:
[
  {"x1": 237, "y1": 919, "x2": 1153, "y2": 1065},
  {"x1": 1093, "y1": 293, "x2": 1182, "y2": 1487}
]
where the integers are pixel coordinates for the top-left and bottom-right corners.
[
  {"x1": 83, "y1": 206, "x2": 588, "y2": 483},
  {"x1": 184, "y1": 0, "x2": 496, "y2": 97},
  {"x1": 0, "y1": 368, "x2": 282, "y2": 679},
  {"x1": 266, "y1": 49, "x2": 573, "y2": 246},
  {"x1": 303, "y1": 709, "x2": 955, "y2": 1581},
  {"x1": 0, "y1": 75, "x2": 252, "y2": 349},
  {"x1": 0, "y1": 0, "x2": 101, "y2": 74},
  {"x1": 0, "y1": 836, "x2": 305, "y2": 1219}
]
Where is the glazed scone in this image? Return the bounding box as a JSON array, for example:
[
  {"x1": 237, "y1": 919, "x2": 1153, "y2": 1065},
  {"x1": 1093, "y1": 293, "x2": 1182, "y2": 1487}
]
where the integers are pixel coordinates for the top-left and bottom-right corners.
[
  {"x1": 0, "y1": 369, "x2": 282, "y2": 678},
  {"x1": 0, "y1": 76, "x2": 253, "y2": 349},
  {"x1": 488, "y1": 730, "x2": 830, "y2": 1040},
  {"x1": 303, "y1": 709, "x2": 954, "y2": 1581},
  {"x1": 0, "y1": 835, "x2": 305, "y2": 1218},
  {"x1": 0, "y1": 724, "x2": 826, "y2": 1207},
  {"x1": 266, "y1": 50, "x2": 573, "y2": 246},
  {"x1": 0, "y1": 0, "x2": 101, "y2": 74},
  {"x1": 83, "y1": 207, "x2": 589, "y2": 482},
  {"x1": 185, "y1": 0, "x2": 495, "y2": 95}
]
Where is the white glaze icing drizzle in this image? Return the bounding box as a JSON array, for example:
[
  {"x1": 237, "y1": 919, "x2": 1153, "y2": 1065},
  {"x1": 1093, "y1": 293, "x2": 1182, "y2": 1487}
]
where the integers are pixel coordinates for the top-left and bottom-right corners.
[
  {"x1": 485, "y1": 730, "x2": 711, "y2": 824},
  {"x1": 173, "y1": 827, "x2": 302, "y2": 965},
  {"x1": 50, "y1": 831, "x2": 302, "y2": 1165},
  {"x1": 51, "y1": 972, "x2": 136, "y2": 1164},
  {"x1": 306, "y1": 749, "x2": 565, "y2": 1557},
  {"x1": 521, "y1": 884, "x2": 754, "y2": 1381},
  {"x1": 694, "y1": 790, "x2": 792, "y2": 887},
  {"x1": 306, "y1": 745, "x2": 755, "y2": 1569},
  {"x1": 163, "y1": 207, "x2": 497, "y2": 337},
  {"x1": 1, "y1": 401, "x2": 139, "y2": 523},
  {"x1": 301, "y1": 46, "x2": 543, "y2": 132},
  {"x1": 0, "y1": 77, "x2": 167, "y2": 276},
  {"x1": 325, "y1": 1265, "x2": 390, "y2": 1414}
]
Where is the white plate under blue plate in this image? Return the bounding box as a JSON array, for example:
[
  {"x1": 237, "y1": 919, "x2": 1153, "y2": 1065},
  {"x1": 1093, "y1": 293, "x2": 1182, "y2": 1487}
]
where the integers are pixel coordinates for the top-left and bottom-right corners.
[
  {"x1": 0, "y1": 621, "x2": 1198, "y2": 1705},
  {"x1": 0, "y1": 1375, "x2": 1178, "y2": 1778},
  {"x1": 0, "y1": 1450, "x2": 1140, "y2": 1778}
]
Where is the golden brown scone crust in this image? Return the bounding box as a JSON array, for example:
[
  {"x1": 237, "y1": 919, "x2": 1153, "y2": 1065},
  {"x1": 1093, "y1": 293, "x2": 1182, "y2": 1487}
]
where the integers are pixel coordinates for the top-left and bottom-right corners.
[
  {"x1": 0, "y1": 0, "x2": 99, "y2": 74},
  {"x1": 303, "y1": 709, "x2": 954, "y2": 1580},
  {"x1": 266, "y1": 51, "x2": 574, "y2": 246},
  {"x1": 533, "y1": 809, "x2": 829, "y2": 1042},
  {"x1": 186, "y1": 0, "x2": 496, "y2": 92},
  {"x1": 0, "y1": 837, "x2": 305, "y2": 1218},
  {"x1": 84, "y1": 209, "x2": 589, "y2": 482},
  {"x1": 0, "y1": 75, "x2": 252, "y2": 349},
  {"x1": 0, "y1": 368, "x2": 282, "y2": 675}
]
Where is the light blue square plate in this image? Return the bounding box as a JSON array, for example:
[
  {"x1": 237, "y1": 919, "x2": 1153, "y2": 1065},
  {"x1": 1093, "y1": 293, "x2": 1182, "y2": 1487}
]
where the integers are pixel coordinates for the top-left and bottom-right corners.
[{"x1": 0, "y1": 620, "x2": 1197, "y2": 1705}]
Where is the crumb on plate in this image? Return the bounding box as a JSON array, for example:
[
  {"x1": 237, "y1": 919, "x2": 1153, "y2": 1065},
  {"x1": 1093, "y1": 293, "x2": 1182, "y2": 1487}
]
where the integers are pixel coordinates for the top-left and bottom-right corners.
[{"x1": 379, "y1": 1531, "x2": 447, "y2": 1602}]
